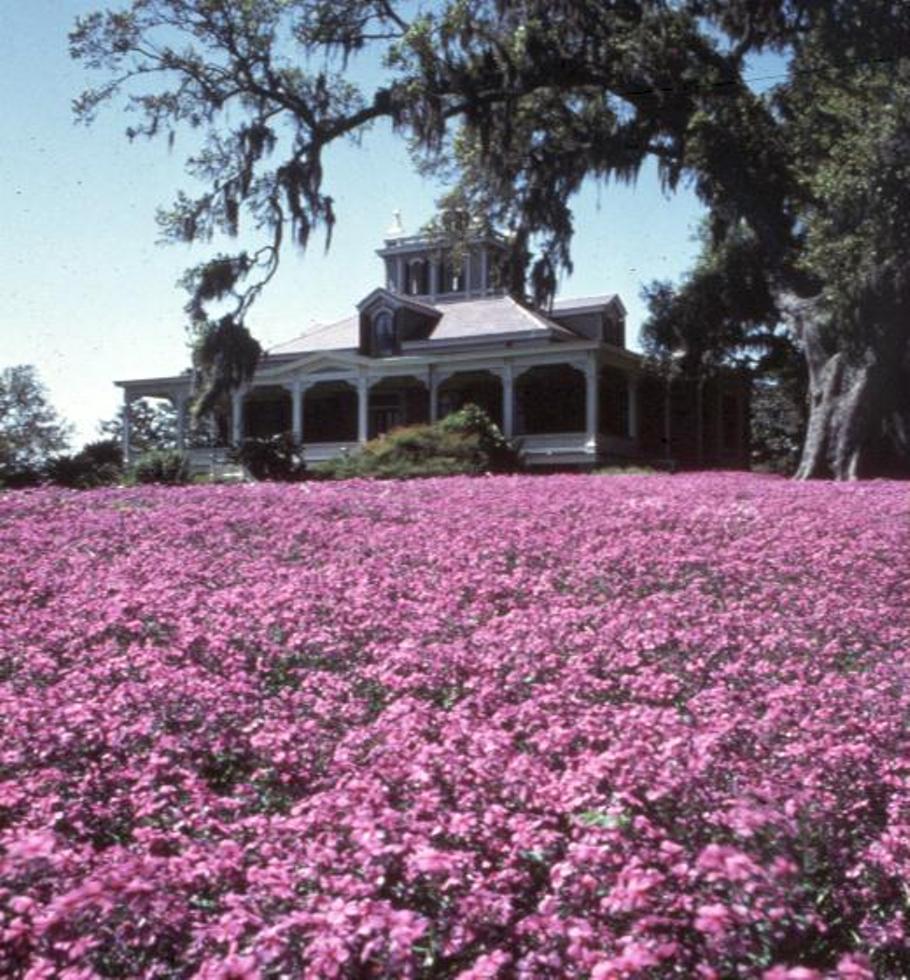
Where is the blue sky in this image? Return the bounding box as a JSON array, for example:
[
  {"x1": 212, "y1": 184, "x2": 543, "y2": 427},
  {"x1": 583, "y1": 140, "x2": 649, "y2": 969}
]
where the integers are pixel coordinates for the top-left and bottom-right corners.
[{"x1": 0, "y1": 2, "x2": 780, "y2": 446}]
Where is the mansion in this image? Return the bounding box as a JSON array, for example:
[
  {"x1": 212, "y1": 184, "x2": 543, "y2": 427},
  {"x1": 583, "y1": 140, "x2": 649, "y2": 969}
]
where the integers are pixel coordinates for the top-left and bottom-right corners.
[{"x1": 117, "y1": 217, "x2": 749, "y2": 471}]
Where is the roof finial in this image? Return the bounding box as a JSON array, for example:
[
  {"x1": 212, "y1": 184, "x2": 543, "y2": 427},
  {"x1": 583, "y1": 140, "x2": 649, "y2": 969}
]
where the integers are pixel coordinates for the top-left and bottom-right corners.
[{"x1": 387, "y1": 209, "x2": 405, "y2": 237}]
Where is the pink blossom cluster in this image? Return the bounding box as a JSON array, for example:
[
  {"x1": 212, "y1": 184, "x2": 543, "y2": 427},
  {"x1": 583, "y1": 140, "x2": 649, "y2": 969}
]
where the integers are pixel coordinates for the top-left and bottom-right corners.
[{"x1": 0, "y1": 474, "x2": 908, "y2": 978}]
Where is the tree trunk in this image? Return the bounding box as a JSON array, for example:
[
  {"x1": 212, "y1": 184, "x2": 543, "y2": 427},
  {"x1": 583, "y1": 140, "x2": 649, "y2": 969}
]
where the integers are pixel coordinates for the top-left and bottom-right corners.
[{"x1": 786, "y1": 296, "x2": 910, "y2": 480}]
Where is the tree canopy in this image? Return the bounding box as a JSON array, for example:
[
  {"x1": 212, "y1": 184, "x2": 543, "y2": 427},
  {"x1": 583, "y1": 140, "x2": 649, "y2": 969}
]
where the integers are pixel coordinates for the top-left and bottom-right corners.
[
  {"x1": 71, "y1": 0, "x2": 910, "y2": 477},
  {"x1": 99, "y1": 398, "x2": 178, "y2": 454},
  {"x1": 0, "y1": 365, "x2": 71, "y2": 485}
]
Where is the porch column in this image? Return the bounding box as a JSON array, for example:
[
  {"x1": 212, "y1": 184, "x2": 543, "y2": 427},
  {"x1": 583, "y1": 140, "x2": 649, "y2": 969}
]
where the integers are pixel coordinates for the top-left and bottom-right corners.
[
  {"x1": 585, "y1": 356, "x2": 599, "y2": 443},
  {"x1": 627, "y1": 376, "x2": 639, "y2": 440},
  {"x1": 122, "y1": 391, "x2": 133, "y2": 464},
  {"x1": 175, "y1": 393, "x2": 188, "y2": 450},
  {"x1": 231, "y1": 389, "x2": 245, "y2": 445},
  {"x1": 736, "y1": 385, "x2": 747, "y2": 460},
  {"x1": 290, "y1": 381, "x2": 304, "y2": 444},
  {"x1": 501, "y1": 364, "x2": 515, "y2": 438},
  {"x1": 429, "y1": 259, "x2": 439, "y2": 301},
  {"x1": 396, "y1": 256, "x2": 404, "y2": 295},
  {"x1": 357, "y1": 377, "x2": 369, "y2": 443},
  {"x1": 464, "y1": 253, "x2": 473, "y2": 296},
  {"x1": 695, "y1": 376, "x2": 705, "y2": 465},
  {"x1": 716, "y1": 381, "x2": 725, "y2": 458},
  {"x1": 480, "y1": 247, "x2": 488, "y2": 294},
  {"x1": 429, "y1": 368, "x2": 439, "y2": 423}
]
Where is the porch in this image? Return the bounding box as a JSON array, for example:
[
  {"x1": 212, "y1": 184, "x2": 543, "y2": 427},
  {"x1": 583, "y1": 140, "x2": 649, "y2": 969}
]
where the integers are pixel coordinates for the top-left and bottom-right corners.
[
  {"x1": 225, "y1": 355, "x2": 645, "y2": 468},
  {"x1": 117, "y1": 351, "x2": 749, "y2": 471}
]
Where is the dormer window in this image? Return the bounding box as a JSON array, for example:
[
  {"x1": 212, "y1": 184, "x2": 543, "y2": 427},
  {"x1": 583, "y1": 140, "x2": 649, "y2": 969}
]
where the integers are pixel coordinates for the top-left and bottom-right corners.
[{"x1": 373, "y1": 310, "x2": 397, "y2": 355}]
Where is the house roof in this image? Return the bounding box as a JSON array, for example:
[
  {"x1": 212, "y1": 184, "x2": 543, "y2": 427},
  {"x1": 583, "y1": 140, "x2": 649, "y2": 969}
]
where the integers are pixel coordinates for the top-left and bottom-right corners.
[
  {"x1": 428, "y1": 295, "x2": 574, "y2": 340},
  {"x1": 266, "y1": 293, "x2": 579, "y2": 357},
  {"x1": 268, "y1": 315, "x2": 360, "y2": 355}
]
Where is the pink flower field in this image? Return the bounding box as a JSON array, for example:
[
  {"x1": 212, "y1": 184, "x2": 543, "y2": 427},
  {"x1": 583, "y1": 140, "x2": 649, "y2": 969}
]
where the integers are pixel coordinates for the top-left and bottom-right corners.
[{"x1": 1, "y1": 474, "x2": 908, "y2": 978}]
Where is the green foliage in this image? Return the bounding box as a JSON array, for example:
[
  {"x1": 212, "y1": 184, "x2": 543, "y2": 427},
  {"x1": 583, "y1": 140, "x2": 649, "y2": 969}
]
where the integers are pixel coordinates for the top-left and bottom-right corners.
[
  {"x1": 641, "y1": 223, "x2": 808, "y2": 476},
  {"x1": 787, "y1": 62, "x2": 910, "y2": 363},
  {"x1": 314, "y1": 405, "x2": 519, "y2": 480},
  {"x1": 100, "y1": 399, "x2": 177, "y2": 454},
  {"x1": 47, "y1": 440, "x2": 123, "y2": 489},
  {"x1": 231, "y1": 433, "x2": 305, "y2": 482},
  {"x1": 129, "y1": 450, "x2": 190, "y2": 485},
  {"x1": 750, "y1": 381, "x2": 806, "y2": 476},
  {"x1": 0, "y1": 365, "x2": 71, "y2": 487},
  {"x1": 69, "y1": 0, "x2": 809, "y2": 315},
  {"x1": 641, "y1": 221, "x2": 779, "y2": 373},
  {"x1": 191, "y1": 315, "x2": 263, "y2": 417},
  {"x1": 437, "y1": 403, "x2": 519, "y2": 472}
]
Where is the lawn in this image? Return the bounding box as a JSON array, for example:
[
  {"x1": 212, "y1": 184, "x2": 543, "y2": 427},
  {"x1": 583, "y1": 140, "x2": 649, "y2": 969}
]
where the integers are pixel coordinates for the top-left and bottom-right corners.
[{"x1": 1, "y1": 474, "x2": 908, "y2": 978}]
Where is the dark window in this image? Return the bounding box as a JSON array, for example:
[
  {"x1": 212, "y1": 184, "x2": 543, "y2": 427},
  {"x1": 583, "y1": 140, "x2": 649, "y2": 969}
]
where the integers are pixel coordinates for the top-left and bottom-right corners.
[
  {"x1": 602, "y1": 314, "x2": 625, "y2": 347},
  {"x1": 373, "y1": 311, "x2": 397, "y2": 355},
  {"x1": 439, "y1": 259, "x2": 462, "y2": 294},
  {"x1": 368, "y1": 391, "x2": 403, "y2": 438},
  {"x1": 408, "y1": 261, "x2": 428, "y2": 295}
]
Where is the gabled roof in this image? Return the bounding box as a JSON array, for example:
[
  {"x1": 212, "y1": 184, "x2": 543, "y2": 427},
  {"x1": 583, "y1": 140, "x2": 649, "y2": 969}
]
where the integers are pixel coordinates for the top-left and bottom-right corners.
[
  {"x1": 356, "y1": 287, "x2": 441, "y2": 318},
  {"x1": 255, "y1": 348, "x2": 364, "y2": 380}
]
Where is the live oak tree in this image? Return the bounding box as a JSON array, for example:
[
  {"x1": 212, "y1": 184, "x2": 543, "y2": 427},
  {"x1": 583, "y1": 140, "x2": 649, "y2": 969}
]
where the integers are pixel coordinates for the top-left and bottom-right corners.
[
  {"x1": 781, "y1": 60, "x2": 910, "y2": 478},
  {"x1": 71, "y1": 0, "x2": 910, "y2": 478},
  {"x1": 642, "y1": 49, "x2": 910, "y2": 479}
]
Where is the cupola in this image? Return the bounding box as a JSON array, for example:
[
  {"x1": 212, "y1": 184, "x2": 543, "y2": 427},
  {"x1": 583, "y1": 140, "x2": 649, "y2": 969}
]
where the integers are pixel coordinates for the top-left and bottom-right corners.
[{"x1": 376, "y1": 211, "x2": 509, "y2": 301}]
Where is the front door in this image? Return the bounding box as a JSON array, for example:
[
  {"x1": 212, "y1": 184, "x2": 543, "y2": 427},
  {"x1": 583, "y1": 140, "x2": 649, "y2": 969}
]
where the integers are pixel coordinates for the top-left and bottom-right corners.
[{"x1": 369, "y1": 391, "x2": 404, "y2": 439}]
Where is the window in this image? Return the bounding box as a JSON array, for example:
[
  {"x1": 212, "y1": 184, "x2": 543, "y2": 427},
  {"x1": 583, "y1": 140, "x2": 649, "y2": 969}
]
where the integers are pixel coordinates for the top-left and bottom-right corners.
[
  {"x1": 373, "y1": 311, "x2": 397, "y2": 355},
  {"x1": 407, "y1": 260, "x2": 428, "y2": 295},
  {"x1": 439, "y1": 259, "x2": 463, "y2": 294}
]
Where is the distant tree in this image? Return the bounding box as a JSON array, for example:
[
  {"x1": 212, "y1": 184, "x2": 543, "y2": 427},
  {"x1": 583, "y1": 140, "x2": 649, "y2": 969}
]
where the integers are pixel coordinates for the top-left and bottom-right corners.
[
  {"x1": 641, "y1": 223, "x2": 807, "y2": 474},
  {"x1": 641, "y1": 223, "x2": 780, "y2": 376},
  {"x1": 0, "y1": 366, "x2": 71, "y2": 486},
  {"x1": 100, "y1": 399, "x2": 177, "y2": 454},
  {"x1": 48, "y1": 440, "x2": 123, "y2": 489}
]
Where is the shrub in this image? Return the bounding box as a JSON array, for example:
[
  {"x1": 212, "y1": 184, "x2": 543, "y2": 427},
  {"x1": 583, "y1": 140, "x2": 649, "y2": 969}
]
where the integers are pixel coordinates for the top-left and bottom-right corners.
[
  {"x1": 438, "y1": 403, "x2": 520, "y2": 472},
  {"x1": 0, "y1": 464, "x2": 43, "y2": 489},
  {"x1": 129, "y1": 449, "x2": 190, "y2": 485},
  {"x1": 314, "y1": 404, "x2": 520, "y2": 479},
  {"x1": 231, "y1": 432, "x2": 305, "y2": 481},
  {"x1": 48, "y1": 440, "x2": 123, "y2": 489}
]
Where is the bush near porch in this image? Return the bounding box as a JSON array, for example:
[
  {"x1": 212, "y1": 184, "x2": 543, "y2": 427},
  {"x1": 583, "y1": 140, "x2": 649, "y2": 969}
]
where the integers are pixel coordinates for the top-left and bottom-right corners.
[
  {"x1": 312, "y1": 404, "x2": 520, "y2": 480},
  {"x1": 231, "y1": 433, "x2": 307, "y2": 482}
]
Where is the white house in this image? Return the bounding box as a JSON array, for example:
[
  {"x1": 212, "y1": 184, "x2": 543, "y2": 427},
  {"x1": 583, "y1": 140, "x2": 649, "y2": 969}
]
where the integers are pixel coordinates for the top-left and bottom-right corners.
[{"x1": 116, "y1": 216, "x2": 749, "y2": 471}]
